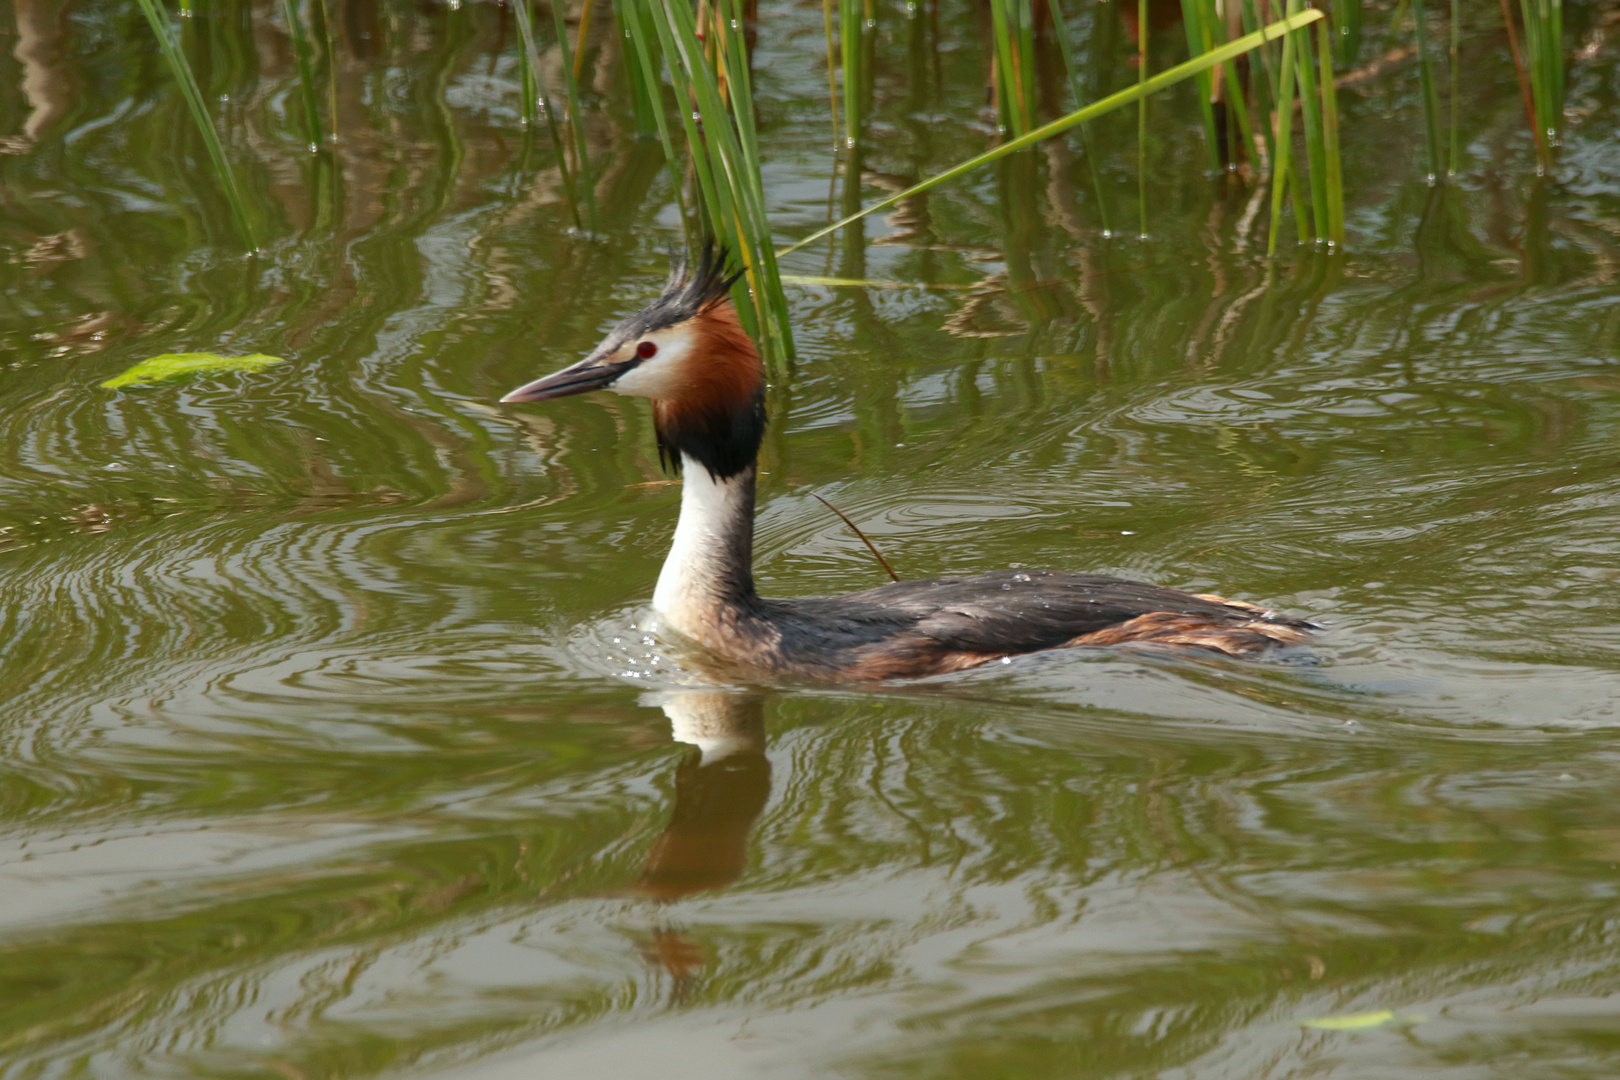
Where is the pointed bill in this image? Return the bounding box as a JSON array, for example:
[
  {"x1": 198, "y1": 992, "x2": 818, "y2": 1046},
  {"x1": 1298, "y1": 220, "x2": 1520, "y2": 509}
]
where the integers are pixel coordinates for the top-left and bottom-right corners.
[{"x1": 499, "y1": 354, "x2": 632, "y2": 403}]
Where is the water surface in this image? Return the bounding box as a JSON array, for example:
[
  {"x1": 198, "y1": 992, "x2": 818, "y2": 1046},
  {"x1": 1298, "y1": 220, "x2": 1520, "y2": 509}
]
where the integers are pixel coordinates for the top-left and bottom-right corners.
[{"x1": 3, "y1": 3, "x2": 1620, "y2": 1077}]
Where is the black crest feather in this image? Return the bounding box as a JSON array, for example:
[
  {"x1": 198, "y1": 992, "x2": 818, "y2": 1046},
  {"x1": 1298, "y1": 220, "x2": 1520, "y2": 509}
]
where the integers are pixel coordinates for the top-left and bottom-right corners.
[
  {"x1": 604, "y1": 239, "x2": 747, "y2": 341},
  {"x1": 643, "y1": 239, "x2": 744, "y2": 330}
]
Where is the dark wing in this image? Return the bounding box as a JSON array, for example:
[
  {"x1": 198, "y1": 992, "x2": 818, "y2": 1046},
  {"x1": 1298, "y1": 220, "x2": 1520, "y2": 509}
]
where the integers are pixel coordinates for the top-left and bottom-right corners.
[{"x1": 764, "y1": 570, "x2": 1314, "y2": 676}]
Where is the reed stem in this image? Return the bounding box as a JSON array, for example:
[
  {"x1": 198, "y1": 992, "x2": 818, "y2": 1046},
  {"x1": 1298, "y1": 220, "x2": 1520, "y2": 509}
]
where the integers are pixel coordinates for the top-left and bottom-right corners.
[
  {"x1": 779, "y1": 8, "x2": 1326, "y2": 258},
  {"x1": 135, "y1": 0, "x2": 257, "y2": 250},
  {"x1": 1267, "y1": 0, "x2": 1301, "y2": 254}
]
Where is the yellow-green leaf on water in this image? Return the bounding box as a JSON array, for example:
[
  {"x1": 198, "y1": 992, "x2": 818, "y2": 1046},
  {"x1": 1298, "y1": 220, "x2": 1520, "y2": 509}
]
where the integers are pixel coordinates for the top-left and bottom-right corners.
[
  {"x1": 101, "y1": 352, "x2": 284, "y2": 390},
  {"x1": 1301, "y1": 1009, "x2": 1421, "y2": 1030}
]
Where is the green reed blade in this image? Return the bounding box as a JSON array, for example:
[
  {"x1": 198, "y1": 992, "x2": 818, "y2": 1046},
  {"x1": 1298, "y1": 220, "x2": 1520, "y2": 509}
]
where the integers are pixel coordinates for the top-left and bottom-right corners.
[
  {"x1": 988, "y1": 0, "x2": 1036, "y2": 137},
  {"x1": 1458, "y1": 0, "x2": 1470, "y2": 173},
  {"x1": 1289, "y1": 151, "x2": 1310, "y2": 245},
  {"x1": 649, "y1": 0, "x2": 793, "y2": 360},
  {"x1": 1518, "y1": 0, "x2": 1562, "y2": 165},
  {"x1": 823, "y1": 0, "x2": 840, "y2": 148},
  {"x1": 778, "y1": 8, "x2": 1324, "y2": 259},
  {"x1": 1202, "y1": 0, "x2": 1258, "y2": 168},
  {"x1": 1133, "y1": 10, "x2": 1154, "y2": 236},
  {"x1": 648, "y1": 12, "x2": 732, "y2": 248},
  {"x1": 657, "y1": 3, "x2": 739, "y2": 234},
  {"x1": 1385, "y1": 0, "x2": 1411, "y2": 51},
  {"x1": 1005, "y1": 0, "x2": 1032, "y2": 137},
  {"x1": 1411, "y1": 0, "x2": 1444, "y2": 178},
  {"x1": 1179, "y1": 0, "x2": 1221, "y2": 171},
  {"x1": 549, "y1": 0, "x2": 598, "y2": 228},
  {"x1": 134, "y1": 0, "x2": 256, "y2": 251},
  {"x1": 716, "y1": 0, "x2": 797, "y2": 362},
  {"x1": 714, "y1": 0, "x2": 795, "y2": 361},
  {"x1": 619, "y1": 24, "x2": 658, "y2": 137},
  {"x1": 1544, "y1": 0, "x2": 1565, "y2": 140},
  {"x1": 1336, "y1": 0, "x2": 1363, "y2": 66},
  {"x1": 312, "y1": 0, "x2": 337, "y2": 144},
  {"x1": 613, "y1": 0, "x2": 667, "y2": 140},
  {"x1": 1266, "y1": 2, "x2": 1302, "y2": 254},
  {"x1": 1498, "y1": 0, "x2": 1547, "y2": 165},
  {"x1": 1293, "y1": 14, "x2": 1328, "y2": 240},
  {"x1": 278, "y1": 0, "x2": 322, "y2": 150},
  {"x1": 1050, "y1": 0, "x2": 1112, "y2": 234},
  {"x1": 514, "y1": 2, "x2": 538, "y2": 126},
  {"x1": 572, "y1": 0, "x2": 593, "y2": 82},
  {"x1": 1238, "y1": 0, "x2": 1276, "y2": 168},
  {"x1": 614, "y1": 1, "x2": 688, "y2": 228},
  {"x1": 989, "y1": 0, "x2": 1015, "y2": 136},
  {"x1": 1014, "y1": 0, "x2": 1036, "y2": 134},
  {"x1": 512, "y1": 0, "x2": 582, "y2": 229},
  {"x1": 714, "y1": 1, "x2": 765, "y2": 202},
  {"x1": 1316, "y1": 19, "x2": 1345, "y2": 245},
  {"x1": 840, "y1": 0, "x2": 866, "y2": 148},
  {"x1": 714, "y1": 1, "x2": 776, "y2": 248}
]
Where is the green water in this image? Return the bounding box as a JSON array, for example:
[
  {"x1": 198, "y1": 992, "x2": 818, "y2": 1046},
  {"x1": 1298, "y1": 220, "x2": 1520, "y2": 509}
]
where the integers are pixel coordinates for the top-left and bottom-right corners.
[{"x1": 4, "y1": 2, "x2": 1620, "y2": 1077}]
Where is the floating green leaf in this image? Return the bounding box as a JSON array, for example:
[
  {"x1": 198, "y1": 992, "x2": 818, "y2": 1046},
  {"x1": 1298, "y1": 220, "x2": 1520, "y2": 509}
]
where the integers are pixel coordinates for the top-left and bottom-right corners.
[
  {"x1": 101, "y1": 352, "x2": 285, "y2": 390},
  {"x1": 1301, "y1": 1009, "x2": 1422, "y2": 1030}
]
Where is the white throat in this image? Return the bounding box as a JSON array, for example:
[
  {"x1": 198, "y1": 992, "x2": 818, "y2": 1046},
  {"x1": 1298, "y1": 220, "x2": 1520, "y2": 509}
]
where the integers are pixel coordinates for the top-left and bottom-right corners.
[{"x1": 652, "y1": 455, "x2": 757, "y2": 643}]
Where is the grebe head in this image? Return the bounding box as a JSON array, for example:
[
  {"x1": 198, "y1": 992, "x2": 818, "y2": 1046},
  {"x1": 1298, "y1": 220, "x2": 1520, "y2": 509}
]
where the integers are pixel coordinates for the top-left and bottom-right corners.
[{"x1": 500, "y1": 243, "x2": 766, "y2": 480}]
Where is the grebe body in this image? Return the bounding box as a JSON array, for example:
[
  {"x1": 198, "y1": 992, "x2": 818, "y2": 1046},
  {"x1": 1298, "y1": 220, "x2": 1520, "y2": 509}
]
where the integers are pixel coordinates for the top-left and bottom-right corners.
[{"x1": 502, "y1": 247, "x2": 1315, "y2": 682}]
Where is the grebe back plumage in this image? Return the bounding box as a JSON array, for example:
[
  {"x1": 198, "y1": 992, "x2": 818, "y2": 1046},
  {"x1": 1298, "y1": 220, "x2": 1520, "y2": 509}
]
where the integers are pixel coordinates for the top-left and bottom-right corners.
[{"x1": 501, "y1": 245, "x2": 1316, "y2": 682}]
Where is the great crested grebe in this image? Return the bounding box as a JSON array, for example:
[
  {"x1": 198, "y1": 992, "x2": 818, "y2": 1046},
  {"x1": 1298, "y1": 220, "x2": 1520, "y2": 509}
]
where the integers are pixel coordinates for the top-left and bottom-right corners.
[{"x1": 501, "y1": 245, "x2": 1317, "y2": 682}]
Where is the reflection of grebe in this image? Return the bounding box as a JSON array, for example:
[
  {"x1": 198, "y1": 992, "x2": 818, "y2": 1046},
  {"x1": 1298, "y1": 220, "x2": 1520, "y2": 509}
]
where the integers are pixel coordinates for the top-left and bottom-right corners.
[
  {"x1": 502, "y1": 245, "x2": 1316, "y2": 681},
  {"x1": 632, "y1": 691, "x2": 770, "y2": 901},
  {"x1": 630, "y1": 691, "x2": 771, "y2": 984}
]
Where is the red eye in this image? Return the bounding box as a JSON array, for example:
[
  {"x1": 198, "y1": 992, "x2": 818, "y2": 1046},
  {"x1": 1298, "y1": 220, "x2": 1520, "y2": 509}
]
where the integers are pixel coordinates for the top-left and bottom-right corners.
[{"x1": 637, "y1": 340, "x2": 658, "y2": 359}]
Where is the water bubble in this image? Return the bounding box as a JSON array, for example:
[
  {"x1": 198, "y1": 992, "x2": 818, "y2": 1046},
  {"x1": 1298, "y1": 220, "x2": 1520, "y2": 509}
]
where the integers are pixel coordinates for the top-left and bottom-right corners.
[{"x1": 1013, "y1": 573, "x2": 1030, "y2": 582}]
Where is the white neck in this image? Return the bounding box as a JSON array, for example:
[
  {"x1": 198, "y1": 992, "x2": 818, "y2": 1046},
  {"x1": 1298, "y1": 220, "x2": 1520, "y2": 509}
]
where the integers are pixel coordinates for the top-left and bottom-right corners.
[{"x1": 652, "y1": 455, "x2": 758, "y2": 644}]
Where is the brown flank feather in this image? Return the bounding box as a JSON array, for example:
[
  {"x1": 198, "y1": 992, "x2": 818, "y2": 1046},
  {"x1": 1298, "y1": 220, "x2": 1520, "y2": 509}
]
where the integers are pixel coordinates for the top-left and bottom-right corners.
[{"x1": 1061, "y1": 611, "x2": 1311, "y2": 655}]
